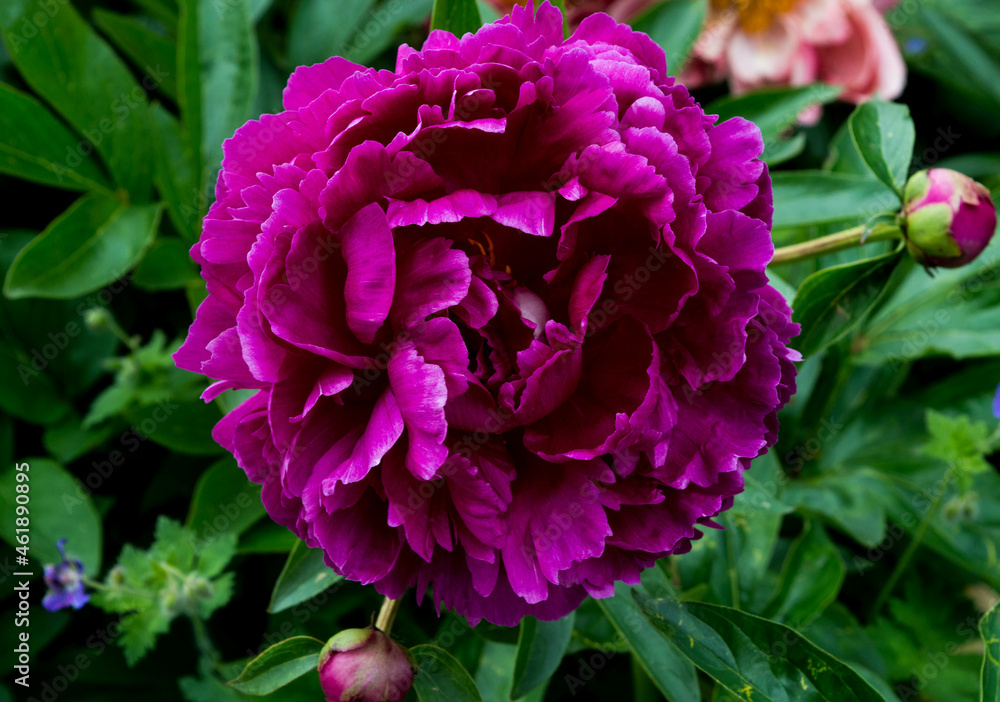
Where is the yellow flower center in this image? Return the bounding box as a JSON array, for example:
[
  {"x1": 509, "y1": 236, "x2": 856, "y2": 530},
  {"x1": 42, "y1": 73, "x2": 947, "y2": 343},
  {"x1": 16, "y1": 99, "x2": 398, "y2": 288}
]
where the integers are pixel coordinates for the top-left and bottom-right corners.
[{"x1": 712, "y1": 0, "x2": 798, "y2": 33}]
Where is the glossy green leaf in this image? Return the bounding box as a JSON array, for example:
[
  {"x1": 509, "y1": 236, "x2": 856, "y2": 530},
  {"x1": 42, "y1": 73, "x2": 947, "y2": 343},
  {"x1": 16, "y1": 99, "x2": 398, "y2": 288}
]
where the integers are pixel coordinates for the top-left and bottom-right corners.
[
  {"x1": 849, "y1": 101, "x2": 915, "y2": 194},
  {"x1": 92, "y1": 9, "x2": 177, "y2": 100},
  {"x1": 178, "y1": 0, "x2": 258, "y2": 217},
  {"x1": 431, "y1": 0, "x2": 482, "y2": 36},
  {"x1": 0, "y1": 83, "x2": 111, "y2": 192},
  {"x1": 630, "y1": 0, "x2": 706, "y2": 76},
  {"x1": 288, "y1": 0, "x2": 376, "y2": 70},
  {"x1": 596, "y1": 574, "x2": 701, "y2": 702},
  {"x1": 511, "y1": 614, "x2": 574, "y2": 699},
  {"x1": 763, "y1": 522, "x2": 846, "y2": 628},
  {"x1": 133, "y1": 237, "x2": 199, "y2": 291},
  {"x1": 186, "y1": 456, "x2": 266, "y2": 540},
  {"x1": 474, "y1": 641, "x2": 546, "y2": 702},
  {"x1": 0, "y1": 458, "x2": 102, "y2": 572},
  {"x1": 634, "y1": 594, "x2": 890, "y2": 702},
  {"x1": 709, "y1": 84, "x2": 841, "y2": 145},
  {"x1": 4, "y1": 195, "x2": 161, "y2": 299},
  {"x1": 123, "y1": 398, "x2": 223, "y2": 455},
  {"x1": 783, "y1": 470, "x2": 888, "y2": 548},
  {"x1": 149, "y1": 104, "x2": 201, "y2": 242},
  {"x1": 228, "y1": 636, "x2": 324, "y2": 696},
  {"x1": 792, "y1": 246, "x2": 905, "y2": 358},
  {"x1": 0, "y1": 344, "x2": 69, "y2": 424},
  {"x1": 412, "y1": 645, "x2": 483, "y2": 702},
  {"x1": 42, "y1": 415, "x2": 117, "y2": 464},
  {"x1": 269, "y1": 539, "x2": 345, "y2": 614},
  {"x1": 855, "y1": 235, "x2": 1000, "y2": 365},
  {"x1": 0, "y1": 0, "x2": 153, "y2": 199},
  {"x1": 982, "y1": 601, "x2": 1000, "y2": 702},
  {"x1": 772, "y1": 171, "x2": 898, "y2": 229}
]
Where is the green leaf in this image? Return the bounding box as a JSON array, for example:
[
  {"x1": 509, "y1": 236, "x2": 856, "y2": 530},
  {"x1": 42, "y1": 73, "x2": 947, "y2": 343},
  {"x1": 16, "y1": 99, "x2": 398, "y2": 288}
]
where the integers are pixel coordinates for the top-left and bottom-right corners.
[
  {"x1": 772, "y1": 171, "x2": 898, "y2": 230},
  {"x1": 511, "y1": 614, "x2": 574, "y2": 699},
  {"x1": 43, "y1": 415, "x2": 116, "y2": 463},
  {"x1": 411, "y1": 645, "x2": 483, "y2": 702},
  {"x1": 0, "y1": 0, "x2": 154, "y2": 199},
  {"x1": 792, "y1": 246, "x2": 905, "y2": 358},
  {"x1": 149, "y1": 104, "x2": 201, "y2": 242},
  {"x1": 178, "y1": 0, "x2": 258, "y2": 218},
  {"x1": 982, "y1": 601, "x2": 1000, "y2": 702},
  {"x1": 783, "y1": 470, "x2": 889, "y2": 548},
  {"x1": 268, "y1": 539, "x2": 345, "y2": 614},
  {"x1": 921, "y1": 8, "x2": 1000, "y2": 110},
  {"x1": 0, "y1": 458, "x2": 102, "y2": 573},
  {"x1": 633, "y1": 595, "x2": 890, "y2": 702},
  {"x1": 595, "y1": 577, "x2": 701, "y2": 702},
  {"x1": 133, "y1": 237, "x2": 199, "y2": 291},
  {"x1": 92, "y1": 9, "x2": 178, "y2": 100},
  {"x1": 762, "y1": 522, "x2": 846, "y2": 628},
  {"x1": 431, "y1": 0, "x2": 482, "y2": 36},
  {"x1": 82, "y1": 375, "x2": 137, "y2": 428},
  {"x1": 855, "y1": 235, "x2": 1000, "y2": 365},
  {"x1": 0, "y1": 82, "x2": 112, "y2": 192},
  {"x1": 228, "y1": 636, "x2": 324, "y2": 696},
  {"x1": 848, "y1": 101, "x2": 915, "y2": 194},
  {"x1": 0, "y1": 344, "x2": 68, "y2": 424},
  {"x1": 709, "y1": 84, "x2": 841, "y2": 145},
  {"x1": 630, "y1": 0, "x2": 706, "y2": 76},
  {"x1": 4, "y1": 195, "x2": 161, "y2": 299},
  {"x1": 186, "y1": 456, "x2": 266, "y2": 540},
  {"x1": 474, "y1": 641, "x2": 546, "y2": 702},
  {"x1": 124, "y1": 398, "x2": 224, "y2": 455},
  {"x1": 288, "y1": 0, "x2": 376, "y2": 71}
]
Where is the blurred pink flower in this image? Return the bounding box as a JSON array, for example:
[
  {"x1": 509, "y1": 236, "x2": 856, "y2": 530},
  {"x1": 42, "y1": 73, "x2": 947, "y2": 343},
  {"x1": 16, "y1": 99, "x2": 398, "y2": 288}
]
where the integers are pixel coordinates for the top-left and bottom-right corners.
[{"x1": 685, "y1": 0, "x2": 906, "y2": 110}]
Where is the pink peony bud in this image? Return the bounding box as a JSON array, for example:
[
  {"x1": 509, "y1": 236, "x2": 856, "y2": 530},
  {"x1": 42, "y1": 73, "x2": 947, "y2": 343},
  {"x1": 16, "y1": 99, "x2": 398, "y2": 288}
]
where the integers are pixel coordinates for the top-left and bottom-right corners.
[
  {"x1": 317, "y1": 628, "x2": 414, "y2": 702},
  {"x1": 903, "y1": 169, "x2": 997, "y2": 268}
]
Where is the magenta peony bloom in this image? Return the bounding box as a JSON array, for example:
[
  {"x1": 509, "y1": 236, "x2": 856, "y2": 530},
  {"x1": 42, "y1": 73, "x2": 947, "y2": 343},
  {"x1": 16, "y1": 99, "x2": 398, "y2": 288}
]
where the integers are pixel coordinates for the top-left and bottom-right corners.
[
  {"x1": 318, "y1": 628, "x2": 414, "y2": 702},
  {"x1": 175, "y1": 2, "x2": 798, "y2": 626},
  {"x1": 903, "y1": 169, "x2": 997, "y2": 269}
]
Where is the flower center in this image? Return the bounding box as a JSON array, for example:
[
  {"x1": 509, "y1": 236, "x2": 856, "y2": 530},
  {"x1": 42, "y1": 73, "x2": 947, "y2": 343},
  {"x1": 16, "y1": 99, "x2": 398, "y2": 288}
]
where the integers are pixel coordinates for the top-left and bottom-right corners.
[{"x1": 712, "y1": 0, "x2": 798, "y2": 32}]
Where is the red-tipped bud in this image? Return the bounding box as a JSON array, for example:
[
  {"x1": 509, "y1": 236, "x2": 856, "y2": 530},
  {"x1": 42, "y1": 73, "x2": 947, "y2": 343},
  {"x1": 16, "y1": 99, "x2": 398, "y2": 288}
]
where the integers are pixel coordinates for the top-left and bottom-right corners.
[
  {"x1": 317, "y1": 628, "x2": 414, "y2": 702},
  {"x1": 903, "y1": 169, "x2": 996, "y2": 268}
]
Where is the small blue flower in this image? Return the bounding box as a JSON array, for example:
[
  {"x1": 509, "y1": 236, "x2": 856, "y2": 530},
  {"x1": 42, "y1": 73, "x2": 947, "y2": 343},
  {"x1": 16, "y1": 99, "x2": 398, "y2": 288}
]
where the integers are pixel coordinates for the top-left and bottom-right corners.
[
  {"x1": 42, "y1": 539, "x2": 89, "y2": 612},
  {"x1": 994, "y1": 383, "x2": 1000, "y2": 420}
]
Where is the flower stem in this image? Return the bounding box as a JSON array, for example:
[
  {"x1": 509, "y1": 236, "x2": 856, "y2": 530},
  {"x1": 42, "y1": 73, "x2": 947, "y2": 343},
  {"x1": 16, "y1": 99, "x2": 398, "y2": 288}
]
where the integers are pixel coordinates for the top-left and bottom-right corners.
[
  {"x1": 375, "y1": 596, "x2": 402, "y2": 636},
  {"x1": 770, "y1": 223, "x2": 903, "y2": 266},
  {"x1": 191, "y1": 615, "x2": 221, "y2": 669},
  {"x1": 868, "y1": 469, "x2": 953, "y2": 621}
]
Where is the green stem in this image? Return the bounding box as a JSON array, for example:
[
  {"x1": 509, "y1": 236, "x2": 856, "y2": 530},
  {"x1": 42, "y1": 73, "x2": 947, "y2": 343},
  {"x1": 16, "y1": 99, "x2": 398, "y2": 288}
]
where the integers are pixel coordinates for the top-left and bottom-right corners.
[
  {"x1": 869, "y1": 468, "x2": 953, "y2": 621},
  {"x1": 375, "y1": 596, "x2": 402, "y2": 636},
  {"x1": 770, "y1": 223, "x2": 903, "y2": 266},
  {"x1": 191, "y1": 615, "x2": 222, "y2": 669}
]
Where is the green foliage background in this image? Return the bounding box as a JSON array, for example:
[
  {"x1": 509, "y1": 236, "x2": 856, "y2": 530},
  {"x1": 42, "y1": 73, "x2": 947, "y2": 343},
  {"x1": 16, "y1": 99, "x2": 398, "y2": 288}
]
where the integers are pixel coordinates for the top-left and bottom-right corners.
[{"x1": 0, "y1": 0, "x2": 999, "y2": 700}]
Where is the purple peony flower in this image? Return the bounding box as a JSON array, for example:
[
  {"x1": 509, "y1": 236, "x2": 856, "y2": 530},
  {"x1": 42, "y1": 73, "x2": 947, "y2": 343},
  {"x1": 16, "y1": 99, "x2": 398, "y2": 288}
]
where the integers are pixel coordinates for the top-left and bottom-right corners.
[
  {"x1": 42, "y1": 539, "x2": 89, "y2": 612},
  {"x1": 175, "y1": 2, "x2": 798, "y2": 625},
  {"x1": 318, "y1": 628, "x2": 414, "y2": 702}
]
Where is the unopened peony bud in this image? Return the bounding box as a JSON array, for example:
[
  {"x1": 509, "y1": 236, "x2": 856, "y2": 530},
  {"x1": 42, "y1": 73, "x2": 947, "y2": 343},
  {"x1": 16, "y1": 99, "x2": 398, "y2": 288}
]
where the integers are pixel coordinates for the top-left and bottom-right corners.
[
  {"x1": 317, "y1": 628, "x2": 414, "y2": 702},
  {"x1": 903, "y1": 169, "x2": 997, "y2": 268}
]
